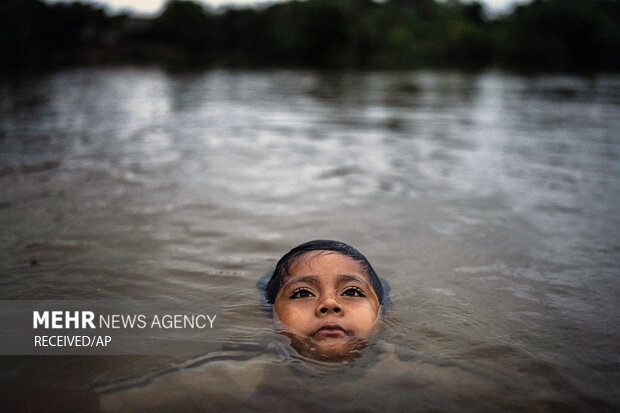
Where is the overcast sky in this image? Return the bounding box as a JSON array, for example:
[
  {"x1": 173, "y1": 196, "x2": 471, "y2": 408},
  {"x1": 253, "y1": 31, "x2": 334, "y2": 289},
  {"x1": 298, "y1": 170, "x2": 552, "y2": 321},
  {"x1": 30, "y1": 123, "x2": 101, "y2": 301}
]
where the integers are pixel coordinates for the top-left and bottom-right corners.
[{"x1": 47, "y1": 0, "x2": 532, "y2": 16}]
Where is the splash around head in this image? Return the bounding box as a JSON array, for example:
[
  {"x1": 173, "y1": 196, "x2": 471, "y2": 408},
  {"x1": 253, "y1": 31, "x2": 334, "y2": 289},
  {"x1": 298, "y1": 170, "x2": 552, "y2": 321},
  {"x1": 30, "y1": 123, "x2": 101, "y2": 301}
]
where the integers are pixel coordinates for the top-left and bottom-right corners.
[{"x1": 265, "y1": 240, "x2": 386, "y2": 361}]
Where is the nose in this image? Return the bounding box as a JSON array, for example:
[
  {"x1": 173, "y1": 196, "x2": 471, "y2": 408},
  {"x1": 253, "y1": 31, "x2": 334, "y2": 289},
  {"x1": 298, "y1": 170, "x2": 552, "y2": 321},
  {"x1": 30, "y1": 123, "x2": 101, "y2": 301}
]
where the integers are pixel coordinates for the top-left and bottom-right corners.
[{"x1": 316, "y1": 297, "x2": 343, "y2": 316}]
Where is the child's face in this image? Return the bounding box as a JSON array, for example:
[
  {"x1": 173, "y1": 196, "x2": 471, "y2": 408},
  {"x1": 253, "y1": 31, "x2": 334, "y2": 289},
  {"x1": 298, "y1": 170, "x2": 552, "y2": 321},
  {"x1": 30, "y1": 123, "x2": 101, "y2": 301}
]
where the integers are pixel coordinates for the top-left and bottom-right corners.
[{"x1": 273, "y1": 251, "x2": 381, "y2": 358}]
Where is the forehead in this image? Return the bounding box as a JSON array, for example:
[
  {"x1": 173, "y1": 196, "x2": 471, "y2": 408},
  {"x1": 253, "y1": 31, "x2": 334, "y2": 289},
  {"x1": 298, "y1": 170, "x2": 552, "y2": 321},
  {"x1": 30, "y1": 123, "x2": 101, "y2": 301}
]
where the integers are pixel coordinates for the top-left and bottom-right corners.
[{"x1": 286, "y1": 251, "x2": 366, "y2": 279}]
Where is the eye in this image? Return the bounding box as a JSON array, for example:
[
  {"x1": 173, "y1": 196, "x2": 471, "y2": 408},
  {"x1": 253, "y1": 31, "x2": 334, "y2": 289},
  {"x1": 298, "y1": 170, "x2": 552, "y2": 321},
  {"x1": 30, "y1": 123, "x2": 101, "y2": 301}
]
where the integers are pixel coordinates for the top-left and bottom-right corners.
[
  {"x1": 290, "y1": 288, "x2": 314, "y2": 299},
  {"x1": 342, "y1": 287, "x2": 365, "y2": 297}
]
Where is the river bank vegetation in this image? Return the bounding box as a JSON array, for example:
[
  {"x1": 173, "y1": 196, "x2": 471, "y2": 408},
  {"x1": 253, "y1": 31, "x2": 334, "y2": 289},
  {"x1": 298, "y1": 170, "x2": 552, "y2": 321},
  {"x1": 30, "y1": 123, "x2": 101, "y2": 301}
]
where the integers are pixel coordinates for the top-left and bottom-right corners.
[{"x1": 2, "y1": 0, "x2": 619, "y2": 73}]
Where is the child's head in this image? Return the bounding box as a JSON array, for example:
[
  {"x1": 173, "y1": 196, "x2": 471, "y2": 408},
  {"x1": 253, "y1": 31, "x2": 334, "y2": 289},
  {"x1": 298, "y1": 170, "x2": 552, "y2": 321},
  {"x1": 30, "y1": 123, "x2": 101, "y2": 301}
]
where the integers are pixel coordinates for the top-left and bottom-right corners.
[{"x1": 266, "y1": 240, "x2": 385, "y2": 359}]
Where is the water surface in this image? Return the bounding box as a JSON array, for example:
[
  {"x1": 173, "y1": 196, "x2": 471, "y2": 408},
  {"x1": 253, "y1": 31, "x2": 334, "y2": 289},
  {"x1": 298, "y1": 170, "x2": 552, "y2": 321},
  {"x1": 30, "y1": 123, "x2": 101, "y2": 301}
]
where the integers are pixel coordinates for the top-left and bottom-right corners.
[{"x1": 1, "y1": 68, "x2": 619, "y2": 411}]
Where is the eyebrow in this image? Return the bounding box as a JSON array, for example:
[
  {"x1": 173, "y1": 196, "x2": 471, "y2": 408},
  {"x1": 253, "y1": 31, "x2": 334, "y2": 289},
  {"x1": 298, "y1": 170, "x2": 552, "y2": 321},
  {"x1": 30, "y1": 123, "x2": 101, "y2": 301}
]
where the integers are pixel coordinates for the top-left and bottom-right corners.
[
  {"x1": 336, "y1": 274, "x2": 370, "y2": 286},
  {"x1": 282, "y1": 274, "x2": 370, "y2": 288},
  {"x1": 282, "y1": 275, "x2": 320, "y2": 288}
]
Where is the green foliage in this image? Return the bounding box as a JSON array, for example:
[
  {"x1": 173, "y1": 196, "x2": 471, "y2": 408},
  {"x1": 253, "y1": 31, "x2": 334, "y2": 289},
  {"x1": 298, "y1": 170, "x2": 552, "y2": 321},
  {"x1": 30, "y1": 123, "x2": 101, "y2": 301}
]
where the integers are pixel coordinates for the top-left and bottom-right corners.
[
  {"x1": 498, "y1": 0, "x2": 620, "y2": 71},
  {"x1": 0, "y1": 0, "x2": 47, "y2": 65},
  {"x1": 1, "y1": 0, "x2": 619, "y2": 72},
  {"x1": 152, "y1": 0, "x2": 214, "y2": 51},
  {"x1": 262, "y1": 0, "x2": 349, "y2": 65}
]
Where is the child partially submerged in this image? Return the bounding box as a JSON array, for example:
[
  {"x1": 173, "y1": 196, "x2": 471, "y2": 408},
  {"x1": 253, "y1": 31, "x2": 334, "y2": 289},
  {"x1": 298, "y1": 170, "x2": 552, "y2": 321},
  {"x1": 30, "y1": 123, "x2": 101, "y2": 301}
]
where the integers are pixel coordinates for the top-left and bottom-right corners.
[
  {"x1": 264, "y1": 240, "x2": 387, "y2": 360},
  {"x1": 101, "y1": 241, "x2": 524, "y2": 412}
]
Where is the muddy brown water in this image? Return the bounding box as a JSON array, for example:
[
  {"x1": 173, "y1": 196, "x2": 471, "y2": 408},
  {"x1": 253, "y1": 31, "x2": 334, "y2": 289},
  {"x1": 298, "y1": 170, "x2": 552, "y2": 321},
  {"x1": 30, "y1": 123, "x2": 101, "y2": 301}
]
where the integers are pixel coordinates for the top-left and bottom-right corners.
[{"x1": 1, "y1": 68, "x2": 619, "y2": 411}]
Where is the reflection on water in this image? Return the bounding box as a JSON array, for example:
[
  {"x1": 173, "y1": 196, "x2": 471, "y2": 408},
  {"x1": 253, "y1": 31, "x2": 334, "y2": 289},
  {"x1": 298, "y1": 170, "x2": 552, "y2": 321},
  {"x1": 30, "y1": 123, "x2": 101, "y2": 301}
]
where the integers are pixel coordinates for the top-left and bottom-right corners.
[{"x1": 1, "y1": 68, "x2": 619, "y2": 411}]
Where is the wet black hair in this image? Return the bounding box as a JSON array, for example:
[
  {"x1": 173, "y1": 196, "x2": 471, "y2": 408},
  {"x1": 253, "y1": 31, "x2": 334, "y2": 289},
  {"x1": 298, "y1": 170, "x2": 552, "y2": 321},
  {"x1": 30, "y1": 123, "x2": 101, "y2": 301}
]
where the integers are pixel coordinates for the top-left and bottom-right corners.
[{"x1": 264, "y1": 240, "x2": 386, "y2": 305}]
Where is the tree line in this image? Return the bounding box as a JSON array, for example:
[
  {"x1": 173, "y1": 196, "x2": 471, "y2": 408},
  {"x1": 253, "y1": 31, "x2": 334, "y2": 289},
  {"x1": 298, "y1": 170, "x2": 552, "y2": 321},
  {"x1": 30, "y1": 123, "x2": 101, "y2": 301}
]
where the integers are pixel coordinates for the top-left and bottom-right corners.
[{"x1": 1, "y1": 0, "x2": 619, "y2": 73}]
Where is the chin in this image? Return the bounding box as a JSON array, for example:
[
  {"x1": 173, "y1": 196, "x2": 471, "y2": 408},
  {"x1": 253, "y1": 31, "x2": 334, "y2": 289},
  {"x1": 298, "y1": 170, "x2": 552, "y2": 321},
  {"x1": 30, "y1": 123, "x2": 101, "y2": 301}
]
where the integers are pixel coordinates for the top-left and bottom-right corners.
[{"x1": 286, "y1": 333, "x2": 369, "y2": 362}]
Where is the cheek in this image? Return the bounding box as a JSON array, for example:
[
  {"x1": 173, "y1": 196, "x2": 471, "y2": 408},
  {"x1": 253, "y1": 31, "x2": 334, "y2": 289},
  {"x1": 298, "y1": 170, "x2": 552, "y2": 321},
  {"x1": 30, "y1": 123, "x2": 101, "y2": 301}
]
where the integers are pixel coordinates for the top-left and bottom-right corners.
[
  {"x1": 349, "y1": 305, "x2": 380, "y2": 331},
  {"x1": 273, "y1": 302, "x2": 290, "y2": 323},
  {"x1": 274, "y1": 302, "x2": 313, "y2": 331}
]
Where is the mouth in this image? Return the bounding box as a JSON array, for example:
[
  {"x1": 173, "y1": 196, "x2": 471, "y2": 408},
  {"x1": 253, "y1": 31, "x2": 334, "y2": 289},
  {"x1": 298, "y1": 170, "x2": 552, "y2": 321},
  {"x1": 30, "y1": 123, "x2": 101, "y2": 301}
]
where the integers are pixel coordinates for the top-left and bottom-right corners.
[{"x1": 312, "y1": 324, "x2": 349, "y2": 339}]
